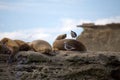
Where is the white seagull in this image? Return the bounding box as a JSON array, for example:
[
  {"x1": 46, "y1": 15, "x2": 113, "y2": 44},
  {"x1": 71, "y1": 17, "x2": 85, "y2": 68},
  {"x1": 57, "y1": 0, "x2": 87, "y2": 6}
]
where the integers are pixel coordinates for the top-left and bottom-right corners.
[{"x1": 64, "y1": 42, "x2": 75, "y2": 51}]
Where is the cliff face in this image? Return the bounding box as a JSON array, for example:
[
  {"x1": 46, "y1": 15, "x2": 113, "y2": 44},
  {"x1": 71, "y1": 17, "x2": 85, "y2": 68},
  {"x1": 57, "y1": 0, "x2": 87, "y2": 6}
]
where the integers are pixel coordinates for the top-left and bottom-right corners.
[
  {"x1": 0, "y1": 51, "x2": 120, "y2": 80},
  {"x1": 77, "y1": 23, "x2": 120, "y2": 52}
]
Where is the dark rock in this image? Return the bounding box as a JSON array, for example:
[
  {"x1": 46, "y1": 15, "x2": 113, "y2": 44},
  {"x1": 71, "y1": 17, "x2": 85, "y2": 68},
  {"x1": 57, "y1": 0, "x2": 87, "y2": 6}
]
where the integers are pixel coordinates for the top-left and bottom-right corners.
[
  {"x1": 0, "y1": 51, "x2": 120, "y2": 80},
  {"x1": 111, "y1": 68, "x2": 120, "y2": 80}
]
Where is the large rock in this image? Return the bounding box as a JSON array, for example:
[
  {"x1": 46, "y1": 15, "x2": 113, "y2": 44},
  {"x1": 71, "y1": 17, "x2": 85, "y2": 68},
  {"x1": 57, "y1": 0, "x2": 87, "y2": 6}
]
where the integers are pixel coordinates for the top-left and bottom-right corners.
[
  {"x1": 77, "y1": 23, "x2": 120, "y2": 52},
  {"x1": 0, "y1": 51, "x2": 120, "y2": 80},
  {"x1": 15, "y1": 51, "x2": 52, "y2": 63}
]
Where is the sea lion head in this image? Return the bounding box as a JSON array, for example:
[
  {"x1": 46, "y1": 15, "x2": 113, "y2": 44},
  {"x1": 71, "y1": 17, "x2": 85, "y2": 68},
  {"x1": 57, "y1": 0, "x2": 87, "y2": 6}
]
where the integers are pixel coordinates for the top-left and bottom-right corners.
[
  {"x1": 1, "y1": 37, "x2": 10, "y2": 44},
  {"x1": 55, "y1": 34, "x2": 67, "y2": 40}
]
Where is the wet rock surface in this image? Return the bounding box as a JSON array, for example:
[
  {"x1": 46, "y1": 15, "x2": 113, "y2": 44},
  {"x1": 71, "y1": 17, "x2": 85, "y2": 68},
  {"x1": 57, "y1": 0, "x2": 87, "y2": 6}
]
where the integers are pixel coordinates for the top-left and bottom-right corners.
[{"x1": 0, "y1": 51, "x2": 120, "y2": 80}]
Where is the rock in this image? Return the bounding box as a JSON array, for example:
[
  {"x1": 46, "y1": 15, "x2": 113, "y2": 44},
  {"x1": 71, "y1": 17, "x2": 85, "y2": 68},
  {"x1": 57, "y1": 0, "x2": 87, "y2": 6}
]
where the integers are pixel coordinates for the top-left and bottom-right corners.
[
  {"x1": 111, "y1": 68, "x2": 120, "y2": 80},
  {"x1": 15, "y1": 51, "x2": 52, "y2": 64},
  {"x1": 77, "y1": 23, "x2": 120, "y2": 52},
  {"x1": 30, "y1": 40, "x2": 52, "y2": 54},
  {"x1": 0, "y1": 51, "x2": 120, "y2": 80}
]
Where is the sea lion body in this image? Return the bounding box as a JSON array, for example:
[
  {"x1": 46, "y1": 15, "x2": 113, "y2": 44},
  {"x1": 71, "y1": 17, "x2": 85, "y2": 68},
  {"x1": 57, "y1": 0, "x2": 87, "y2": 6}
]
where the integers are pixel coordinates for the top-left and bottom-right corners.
[
  {"x1": 14, "y1": 40, "x2": 30, "y2": 51},
  {"x1": 1, "y1": 38, "x2": 19, "y2": 54},
  {"x1": 55, "y1": 34, "x2": 67, "y2": 40},
  {"x1": 0, "y1": 38, "x2": 20, "y2": 63},
  {"x1": 30, "y1": 40, "x2": 52, "y2": 54},
  {"x1": 53, "y1": 39, "x2": 86, "y2": 51},
  {"x1": 0, "y1": 41, "x2": 11, "y2": 54}
]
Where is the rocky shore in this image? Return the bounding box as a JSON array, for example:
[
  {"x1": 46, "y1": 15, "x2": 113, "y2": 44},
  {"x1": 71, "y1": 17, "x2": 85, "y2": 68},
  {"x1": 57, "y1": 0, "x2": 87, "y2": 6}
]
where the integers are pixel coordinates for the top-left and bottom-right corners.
[
  {"x1": 0, "y1": 51, "x2": 120, "y2": 80},
  {"x1": 0, "y1": 23, "x2": 120, "y2": 80}
]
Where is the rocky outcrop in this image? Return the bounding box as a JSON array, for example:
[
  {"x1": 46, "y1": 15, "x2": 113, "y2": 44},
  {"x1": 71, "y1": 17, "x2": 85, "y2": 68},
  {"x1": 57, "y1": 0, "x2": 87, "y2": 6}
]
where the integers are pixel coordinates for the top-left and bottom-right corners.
[
  {"x1": 0, "y1": 51, "x2": 120, "y2": 80},
  {"x1": 77, "y1": 23, "x2": 120, "y2": 52}
]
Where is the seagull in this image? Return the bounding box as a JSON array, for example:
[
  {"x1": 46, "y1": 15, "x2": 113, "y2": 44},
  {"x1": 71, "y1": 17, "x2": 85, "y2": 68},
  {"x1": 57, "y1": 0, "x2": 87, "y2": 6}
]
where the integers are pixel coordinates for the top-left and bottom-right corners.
[
  {"x1": 71, "y1": 30, "x2": 77, "y2": 38},
  {"x1": 64, "y1": 42, "x2": 75, "y2": 51}
]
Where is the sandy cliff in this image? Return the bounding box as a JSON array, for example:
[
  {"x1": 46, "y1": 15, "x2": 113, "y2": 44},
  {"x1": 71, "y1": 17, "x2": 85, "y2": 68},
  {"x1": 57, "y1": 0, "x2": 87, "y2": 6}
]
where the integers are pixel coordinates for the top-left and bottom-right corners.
[{"x1": 77, "y1": 23, "x2": 120, "y2": 52}]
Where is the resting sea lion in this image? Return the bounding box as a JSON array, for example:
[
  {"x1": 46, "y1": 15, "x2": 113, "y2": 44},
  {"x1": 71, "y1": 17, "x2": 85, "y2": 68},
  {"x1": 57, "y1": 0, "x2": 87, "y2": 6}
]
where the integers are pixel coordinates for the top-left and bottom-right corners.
[
  {"x1": 53, "y1": 39, "x2": 86, "y2": 51},
  {"x1": 0, "y1": 38, "x2": 19, "y2": 63},
  {"x1": 30, "y1": 40, "x2": 52, "y2": 54},
  {"x1": 1, "y1": 38, "x2": 19, "y2": 54},
  {"x1": 0, "y1": 41, "x2": 11, "y2": 54},
  {"x1": 14, "y1": 40, "x2": 30, "y2": 51},
  {"x1": 55, "y1": 34, "x2": 67, "y2": 40}
]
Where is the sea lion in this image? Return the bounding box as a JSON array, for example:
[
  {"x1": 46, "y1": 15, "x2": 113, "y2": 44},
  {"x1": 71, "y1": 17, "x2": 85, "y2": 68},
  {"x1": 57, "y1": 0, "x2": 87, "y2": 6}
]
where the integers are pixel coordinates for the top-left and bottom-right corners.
[
  {"x1": 0, "y1": 41, "x2": 11, "y2": 54},
  {"x1": 30, "y1": 40, "x2": 52, "y2": 54},
  {"x1": 14, "y1": 40, "x2": 30, "y2": 51},
  {"x1": 1, "y1": 38, "x2": 19, "y2": 54},
  {"x1": 53, "y1": 39, "x2": 86, "y2": 51},
  {"x1": 0, "y1": 38, "x2": 20, "y2": 63},
  {"x1": 55, "y1": 34, "x2": 67, "y2": 40}
]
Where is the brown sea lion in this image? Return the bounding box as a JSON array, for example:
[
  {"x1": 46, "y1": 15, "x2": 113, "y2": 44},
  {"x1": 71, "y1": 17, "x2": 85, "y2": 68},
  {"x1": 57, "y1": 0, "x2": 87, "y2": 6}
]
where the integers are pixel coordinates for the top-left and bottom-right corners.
[
  {"x1": 0, "y1": 41, "x2": 11, "y2": 54},
  {"x1": 1, "y1": 38, "x2": 19, "y2": 54},
  {"x1": 14, "y1": 40, "x2": 30, "y2": 51},
  {"x1": 55, "y1": 34, "x2": 67, "y2": 40},
  {"x1": 0, "y1": 37, "x2": 9, "y2": 44},
  {"x1": 53, "y1": 39, "x2": 86, "y2": 51},
  {"x1": 30, "y1": 40, "x2": 52, "y2": 54},
  {"x1": 0, "y1": 38, "x2": 20, "y2": 63}
]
